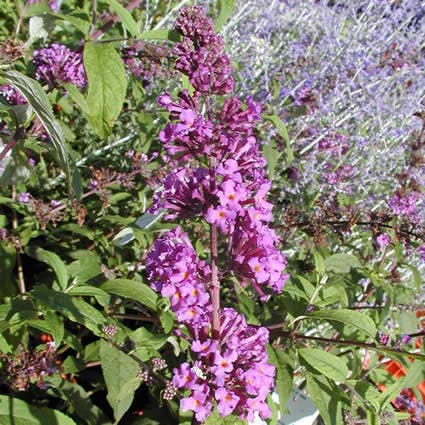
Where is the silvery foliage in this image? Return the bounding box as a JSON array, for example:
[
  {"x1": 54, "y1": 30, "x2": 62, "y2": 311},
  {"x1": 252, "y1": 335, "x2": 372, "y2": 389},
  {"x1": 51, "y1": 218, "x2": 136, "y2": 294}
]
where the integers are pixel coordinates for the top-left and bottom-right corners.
[{"x1": 224, "y1": 0, "x2": 425, "y2": 210}]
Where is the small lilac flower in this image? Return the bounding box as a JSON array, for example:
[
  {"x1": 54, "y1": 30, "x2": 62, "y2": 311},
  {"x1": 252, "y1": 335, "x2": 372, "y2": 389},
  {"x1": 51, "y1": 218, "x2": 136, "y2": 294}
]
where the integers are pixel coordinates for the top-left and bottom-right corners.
[
  {"x1": 88, "y1": 179, "x2": 98, "y2": 190},
  {"x1": 180, "y1": 385, "x2": 212, "y2": 422},
  {"x1": 400, "y1": 334, "x2": 413, "y2": 345},
  {"x1": 215, "y1": 387, "x2": 240, "y2": 416},
  {"x1": 50, "y1": 200, "x2": 62, "y2": 208},
  {"x1": 388, "y1": 192, "x2": 421, "y2": 222},
  {"x1": 378, "y1": 331, "x2": 391, "y2": 346},
  {"x1": 376, "y1": 233, "x2": 391, "y2": 249},
  {"x1": 18, "y1": 192, "x2": 30, "y2": 203}
]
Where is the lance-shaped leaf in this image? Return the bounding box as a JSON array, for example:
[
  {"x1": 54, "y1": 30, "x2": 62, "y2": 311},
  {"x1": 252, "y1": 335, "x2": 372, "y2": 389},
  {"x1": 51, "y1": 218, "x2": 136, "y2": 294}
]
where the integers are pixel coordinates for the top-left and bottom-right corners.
[
  {"x1": 299, "y1": 348, "x2": 348, "y2": 382},
  {"x1": 308, "y1": 309, "x2": 377, "y2": 338},
  {"x1": 100, "y1": 0, "x2": 139, "y2": 36},
  {"x1": 100, "y1": 340, "x2": 140, "y2": 424},
  {"x1": 0, "y1": 395, "x2": 77, "y2": 424},
  {"x1": 215, "y1": 0, "x2": 236, "y2": 32},
  {"x1": 84, "y1": 42, "x2": 127, "y2": 138},
  {"x1": 3, "y1": 70, "x2": 69, "y2": 179}
]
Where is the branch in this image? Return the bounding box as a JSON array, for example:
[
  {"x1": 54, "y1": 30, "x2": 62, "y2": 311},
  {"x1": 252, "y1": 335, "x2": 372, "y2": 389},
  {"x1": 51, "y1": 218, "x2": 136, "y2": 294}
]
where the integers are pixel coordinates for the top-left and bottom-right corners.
[{"x1": 272, "y1": 330, "x2": 425, "y2": 361}]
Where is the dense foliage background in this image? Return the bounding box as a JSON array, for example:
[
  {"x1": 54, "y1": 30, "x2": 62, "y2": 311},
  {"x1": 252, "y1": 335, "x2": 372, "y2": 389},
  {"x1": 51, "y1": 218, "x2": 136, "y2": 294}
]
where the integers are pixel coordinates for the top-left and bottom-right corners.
[{"x1": 0, "y1": 1, "x2": 424, "y2": 424}]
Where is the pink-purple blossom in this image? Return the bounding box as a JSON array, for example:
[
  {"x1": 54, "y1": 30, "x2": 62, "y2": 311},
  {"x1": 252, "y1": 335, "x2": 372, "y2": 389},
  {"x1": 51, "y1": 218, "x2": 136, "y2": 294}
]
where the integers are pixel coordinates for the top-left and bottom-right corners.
[
  {"x1": 388, "y1": 192, "x2": 421, "y2": 222},
  {"x1": 170, "y1": 308, "x2": 275, "y2": 422},
  {"x1": 376, "y1": 233, "x2": 391, "y2": 249},
  {"x1": 33, "y1": 44, "x2": 87, "y2": 88}
]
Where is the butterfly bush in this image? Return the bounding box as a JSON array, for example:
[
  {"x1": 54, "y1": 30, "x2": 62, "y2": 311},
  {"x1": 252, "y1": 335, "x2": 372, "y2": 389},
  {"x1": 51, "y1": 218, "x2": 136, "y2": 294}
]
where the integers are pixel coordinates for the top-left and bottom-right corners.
[{"x1": 145, "y1": 6, "x2": 288, "y2": 421}]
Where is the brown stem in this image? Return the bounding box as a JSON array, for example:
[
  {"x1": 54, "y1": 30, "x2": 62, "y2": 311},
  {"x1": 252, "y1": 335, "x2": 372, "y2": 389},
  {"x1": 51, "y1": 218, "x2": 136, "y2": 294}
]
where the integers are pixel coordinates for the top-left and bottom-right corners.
[
  {"x1": 408, "y1": 330, "x2": 425, "y2": 338},
  {"x1": 89, "y1": 0, "x2": 98, "y2": 36},
  {"x1": 292, "y1": 219, "x2": 422, "y2": 240},
  {"x1": 271, "y1": 330, "x2": 425, "y2": 361},
  {"x1": 111, "y1": 313, "x2": 158, "y2": 323},
  {"x1": 14, "y1": 2, "x2": 27, "y2": 36},
  {"x1": 210, "y1": 223, "x2": 220, "y2": 339},
  {"x1": 11, "y1": 186, "x2": 26, "y2": 294},
  {"x1": 51, "y1": 167, "x2": 147, "y2": 213}
]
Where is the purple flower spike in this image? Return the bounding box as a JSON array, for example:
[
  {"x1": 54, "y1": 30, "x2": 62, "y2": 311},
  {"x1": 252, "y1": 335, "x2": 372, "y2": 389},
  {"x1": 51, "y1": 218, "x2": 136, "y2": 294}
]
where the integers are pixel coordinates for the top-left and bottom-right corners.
[{"x1": 33, "y1": 44, "x2": 87, "y2": 88}]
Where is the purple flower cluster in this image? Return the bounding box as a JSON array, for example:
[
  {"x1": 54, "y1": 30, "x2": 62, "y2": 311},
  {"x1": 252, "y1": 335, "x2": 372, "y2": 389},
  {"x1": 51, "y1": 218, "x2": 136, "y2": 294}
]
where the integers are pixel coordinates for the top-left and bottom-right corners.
[
  {"x1": 394, "y1": 388, "x2": 425, "y2": 424},
  {"x1": 33, "y1": 44, "x2": 86, "y2": 88},
  {"x1": 388, "y1": 191, "x2": 422, "y2": 223},
  {"x1": 151, "y1": 7, "x2": 288, "y2": 298},
  {"x1": 173, "y1": 6, "x2": 233, "y2": 94},
  {"x1": 174, "y1": 308, "x2": 274, "y2": 422},
  {"x1": 418, "y1": 246, "x2": 425, "y2": 262},
  {"x1": 121, "y1": 41, "x2": 171, "y2": 84},
  {"x1": 145, "y1": 227, "x2": 212, "y2": 334},
  {"x1": 145, "y1": 6, "x2": 284, "y2": 421},
  {"x1": 146, "y1": 229, "x2": 275, "y2": 421}
]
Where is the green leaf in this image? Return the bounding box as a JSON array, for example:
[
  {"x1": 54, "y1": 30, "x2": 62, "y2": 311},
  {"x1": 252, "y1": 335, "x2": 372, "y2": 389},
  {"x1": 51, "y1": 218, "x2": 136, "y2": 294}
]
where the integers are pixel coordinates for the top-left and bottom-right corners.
[
  {"x1": 28, "y1": 15, "x2": 54, "y2": 41},
  {"x1": 100, "y1": 340, "x2": 140, "y2": 424},
  {"x1": 135, "y1": 212, "x2": 163, "y2": 229},
  {"x1": 299, "y1": 348, "x2": 348, "y2": 382},
  {"x1": 262, "y1": 139, "x2": 281, "y2": 179},
  {"x1": 139, "y1": 29, "x2": 181, "y2": 41},
  {"x1": 215, "y1": 0, "x2": 236, "y2": 32},
  {"x1": 324, "y1": 254, "x2": 361, "y2": 273},
  {"x1": 64, "y1": 82, "x2": 89, "y2": 115},
  {"x1": 130, "y1": 327, "x2": 167, "y2": 360},
  {"x1": 68, "y1": 286, "x2": 110, "y2": 306},
  {"x1": 51, "y1": 11, "x2": 91, "y2": 34},
  {"x1": 26, "y1": 246, "x2": 69, "y2": 291},
  {"x1": 263, "y1": 113, "x2": 294, "y2": 165},
  {"x1": 308, "y1": 309, "x2": 377, "y2": 338},
  {"x1": 68, "y1": 250, "x2": 101, "y2": 285},
  {"x1": 0, "y1": 243, "x2": 17, "y2": 298},
  {"x1": 345, "y1": 380, "x2": 380, "y2": 413},
  {"x1": 313, "y1": 251, "x2": 325, "y2": 275},
  {"x1": 0, "y1": 333, "x2": 11, "y2": 353},
  {"x1": 267, "y1": 346, "x2": 294, "y2": 416},
  {"x1": 45, "y1": 375, "x2": 112, "y2": 425},
  {"x1": 0, "y1": 146, "x2": 31, "y2": 185},
  {"x1": 0, "y1": 395, "x2": 77, "y2": 425},
  {"x1": 101, "y1": 0, "x2": 139, "y2": 36},
  {"x1": 100, "y1": 278, "x2": 158, "y2": 311},
  {"x1": 3, "y1": 71, "x2": 69, "y2": 179},
  {"x1": 84, "y1": 42, "x2": 127, "y2": 138},
  {"x1": 160, "y1": 309, "x2": 174, "y2": 334},
  {"x1": 32, "y1": 285, "x2": 108, "y2": 336},
  {"x1": 305, "y1": 373, "x2": 344, "y2": 425}
]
